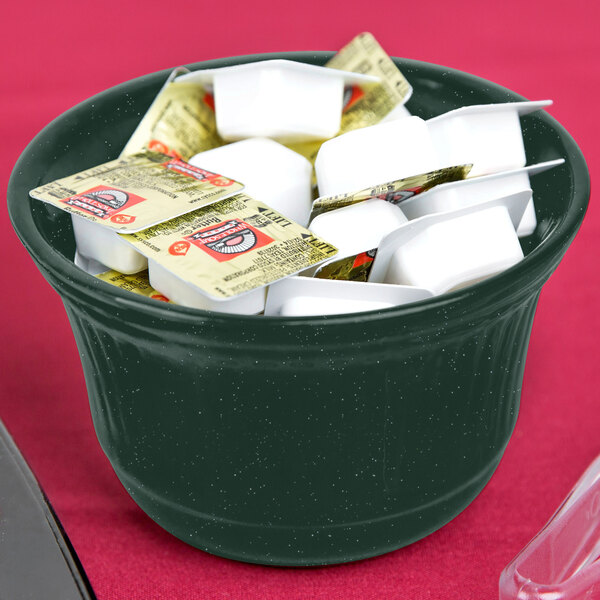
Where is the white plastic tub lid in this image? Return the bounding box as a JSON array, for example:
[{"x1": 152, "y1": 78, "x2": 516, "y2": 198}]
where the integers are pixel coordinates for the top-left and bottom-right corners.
[
  {"x1": 265, "y1": 276, "x2": 433, "y2": 316},
  {"x1": 399, "y1": 159, "x2": 564, "y2": 218},
  {"x1": 427, "y1": 99, "x2": 553, "y2": 125},
  {"x1": 368, "y1": 190, "x2": 531, "y2": 284},
  {"x1": 176, "y1": 59, "x2": 380, "y2": 87}
]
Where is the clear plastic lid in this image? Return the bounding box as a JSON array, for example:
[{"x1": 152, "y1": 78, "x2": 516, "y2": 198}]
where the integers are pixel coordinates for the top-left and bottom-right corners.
[{"x1": 499, "y1": 455, "x2": 600, "y2": 600}]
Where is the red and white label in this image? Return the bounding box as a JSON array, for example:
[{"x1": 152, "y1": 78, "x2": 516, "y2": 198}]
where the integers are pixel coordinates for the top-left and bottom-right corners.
[
  {"x1": 184, "y1": 219, "x2": 273, "y2": 263},
  {"x1": 162, "y1": 159, "x2": 234, "y2": 186},
  {"x1": 61, "y1": 185, "x2": 146, "y2": 220}
]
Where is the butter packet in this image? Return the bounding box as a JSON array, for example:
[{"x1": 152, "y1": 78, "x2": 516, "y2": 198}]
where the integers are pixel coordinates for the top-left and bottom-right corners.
[
  {"x1": 74, "y1": 250, "x2": 173, "y2": 302},
  {"x1": 311, "y1": 166, "x2": 470, "y2": 282},
  {"x1": 96, "y1": 270, "x2": 172, "y2": 303},
  {"x1": 310, "y1": 165, "x2": 472, "y2": 220},
  {"x1": 326, "y1": 32, "x2": 412, "y2": 129},
  {"x1": 121, "y1": 67, "x2": 224, "y2": 160},
  {"x1": 315, "y1": 249, "x2": 377, "y2": 282},
  {"x1": 287, "y1": 32, "x2": 413, "y2": 167},
  {"x1": 29, "y1": 151, "x2": 243, "y2": 233},
  {"x1": 122, "y1": 193, "x2": 338, "y2": 300}
]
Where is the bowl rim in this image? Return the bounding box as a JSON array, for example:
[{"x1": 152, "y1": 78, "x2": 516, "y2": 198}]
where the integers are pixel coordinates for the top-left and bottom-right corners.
[{"x1": 7, "y1": 51, "x2": 591, "y2": 328}]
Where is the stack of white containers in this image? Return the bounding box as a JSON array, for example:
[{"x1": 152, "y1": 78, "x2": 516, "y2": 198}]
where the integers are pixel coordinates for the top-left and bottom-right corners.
[
  {"x1": 286, "y1": 100, "x2": 560, "y2": 317},
  {"x1": 72, "y1": 58, "x2": 562, "y2": 317}
]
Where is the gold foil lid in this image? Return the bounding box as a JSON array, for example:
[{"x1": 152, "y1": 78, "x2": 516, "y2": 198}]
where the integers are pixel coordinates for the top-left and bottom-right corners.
[
  {"x1": 29, "y1": 151, "x2": 244, "y2": 233},
  {"x1": 122, "y1": 193, "x2": 338, "y2": 299},
  {"x1": 310, "y1": 165, "x2": 472, "y2": 220}
]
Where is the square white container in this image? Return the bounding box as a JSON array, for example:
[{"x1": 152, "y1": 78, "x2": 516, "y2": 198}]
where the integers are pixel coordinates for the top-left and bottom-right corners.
[
  {"x1": 517, "y1": 198, "x2": 538, "y2": 238},
  {"x1": 308, "y1": 198, "x2": 408, "y2": 258},
  {"x1": 314, "y1": 101, "x2": 550, "y2": 200},
  {"x1": 265, "y1": 276, "x2": 433, "y2": 317},
  {"x1": 368, "y1": 192, "x2": 531, "y2": 296},
  {"x1": 177, "y1": 60, "x2": 378, "y2": 143},
  {"x1": 73, "y1": 250, "x2": 109, "y2": 276},
  {"x1": 148, "y1": 260, "x2": 266, "y2": 315},
  {"x1": 315, "y1": 116, "x2": 440, "y2": 197},
  {"x1": 399, "y1": 159, "x2": 564, "y2": 236},
  {"x1": 189, "y1": 138, "x2": 313, "y2": 226},
  {"x1": 427, "y1": 100, "x2": 552, "y2": 177},
  {"x1": 71, "y1": 215, "x2": 148, "y2": 275}
]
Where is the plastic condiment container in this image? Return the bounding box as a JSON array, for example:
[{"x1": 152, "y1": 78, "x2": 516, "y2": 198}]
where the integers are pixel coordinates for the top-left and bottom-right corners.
[
  {"x1": 148, "y1": 260, "x2": 266, "y2": 315},
  {"x1": 399, "y1": 160, "x2": 564, "y2": 237},
  {"x1": 308, "y1": 198, "x2": 408, "y2": 258},
  {"x1": 499, "y1": 454, "x2": 600, "y2": 600},
  {"x1": 71, "y1": 214, "x2": 148, "y2": 274},
  {"x1": 314, "y1": 117, "x2": 439, "y2": 196},
  {"x1": 177, "y1": 59, "x2": 379, "y2": 143},
  {"x1": 368, "y1": 192, "x2": 531, "y2": 295},
  {"x1": 73, "y1": 250, "x2": 108, "y2": 276},
  {"x1": 265, "y1": 276, "x2": 433, "y2": 316},
  {"x1": 189, "y1": 138, "x2": 313, "y2": 227},
  {"x1": 314, "y1": 102, "x2": 549, "y2": 198},
  {"x1": 427, "y1": 100, "x2": 552, "y2": 177}
]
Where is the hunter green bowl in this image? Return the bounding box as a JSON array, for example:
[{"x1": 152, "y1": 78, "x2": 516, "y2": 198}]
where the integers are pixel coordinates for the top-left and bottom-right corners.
[{"x1": 8, "y1": 53, "x2": 589, "y2": 566}]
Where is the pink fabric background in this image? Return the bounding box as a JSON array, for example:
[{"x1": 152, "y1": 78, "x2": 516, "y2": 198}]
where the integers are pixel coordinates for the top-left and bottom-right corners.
[{"x1": 2, "y1": 1, "x2": 599, "y2": 598}]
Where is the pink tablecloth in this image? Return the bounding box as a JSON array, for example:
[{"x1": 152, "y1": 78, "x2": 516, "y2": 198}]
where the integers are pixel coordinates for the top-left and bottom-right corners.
[{"x1": 2, "y1": 1, "x2": 599, "y2": 598}]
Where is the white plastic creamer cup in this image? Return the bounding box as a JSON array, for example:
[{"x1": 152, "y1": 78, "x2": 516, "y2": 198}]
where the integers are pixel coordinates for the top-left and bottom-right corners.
[
  {"x1": 315, "y1": 101, "x2": 550, "y2": 199},
  {"x1": 427, "y1": 100, "x2": 552, "y2": 177},
  {"x1": 315, "y1": 117, "x2": 440, "y2": 197},
  {"x1": 71, "y1": 215, "x2": 148, "y2": 275},
  {"x1": 73, "y1": 250, "x2": 109, "y2": 276},
  {"x1": 177, "y1": 60, "x2": 379, "y2": 143},
  {"x1": 517, "y1": 199, "x2": 538, "y2": 238},
  {"x1": 189, "y1": 138, "x2": 313, "y2": 227},
  {"x1": 148, "y1": 260, "x2": 266, "y2": 315},
  {"x1": 399, "y1": 159, "x2": 564, "y2": 237},
  {"x1": 265, "y1": 276, "x2": 433, "y2": 317},
  {"x1": 309, "y1": 198, "x2": 408, "y2": 258},
  {"x1": 368, "y1": 192, "x2": 531, "y2": 296}
]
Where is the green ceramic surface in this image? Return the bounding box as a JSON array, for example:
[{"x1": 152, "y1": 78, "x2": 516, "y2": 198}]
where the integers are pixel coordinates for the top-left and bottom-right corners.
[{"x1": 8, "y1": 53, "x2": 589, "y2": 566}]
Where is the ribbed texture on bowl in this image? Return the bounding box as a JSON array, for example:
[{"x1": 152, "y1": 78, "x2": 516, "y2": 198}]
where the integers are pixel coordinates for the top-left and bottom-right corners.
[{"x1": 64, "y1": 292, "x2": 537, "y2": 565}]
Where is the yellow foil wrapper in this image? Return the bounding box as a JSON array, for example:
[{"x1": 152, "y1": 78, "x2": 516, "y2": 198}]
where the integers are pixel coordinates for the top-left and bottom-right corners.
[
  {"x1": 326, "y1": 32, "x2": 412, "y2": 130},
  {"x1": 121, "y1": 67, "x2": 224, "y2": 161},
  {"x1": 310, "y1": 164, "x2": 472, "y2": 220},
  {"x1": 311, "y1": 165, "x2": 473, "y2": 282},
  {"x1": 29, "y1": 151, "x2": 244, "y2": 233},
  {"x1": 315, "y1": 249, "x2": 377, "y2": 282},
  {"x1": 121, "y1": 193, "x2": 338, "y2": 300},
  {"x1": 96, "y1": 270, "x2": 172, "y2": 303}
]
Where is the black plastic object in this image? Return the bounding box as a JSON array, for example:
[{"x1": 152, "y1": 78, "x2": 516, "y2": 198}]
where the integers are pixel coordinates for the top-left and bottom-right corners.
[
  {"x1": 0, "y1": 419, "x2": 96, "y2": 599},
  {"x1": 7, "y1": 53, "x2": 590, "y2": 566}
]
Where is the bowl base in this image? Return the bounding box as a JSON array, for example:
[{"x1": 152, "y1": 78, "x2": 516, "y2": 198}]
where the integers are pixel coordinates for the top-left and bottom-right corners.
[{"x1": 114, "y1": 452, "x2": 502, "y2": 566}]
